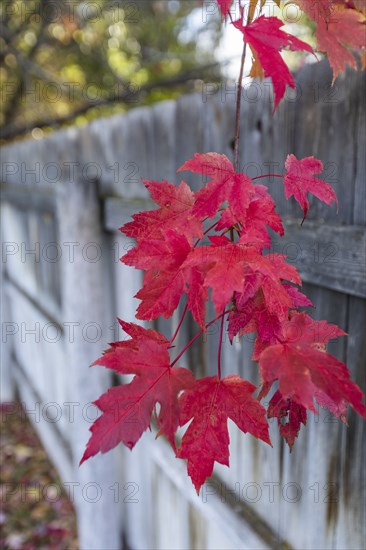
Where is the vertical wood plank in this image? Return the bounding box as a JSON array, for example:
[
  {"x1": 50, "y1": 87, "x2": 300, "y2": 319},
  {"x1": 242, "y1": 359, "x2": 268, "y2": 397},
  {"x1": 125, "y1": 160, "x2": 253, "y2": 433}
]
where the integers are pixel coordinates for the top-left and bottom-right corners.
[{"x1": 58, "y1": 180, "x2": 121, "y2": 550}]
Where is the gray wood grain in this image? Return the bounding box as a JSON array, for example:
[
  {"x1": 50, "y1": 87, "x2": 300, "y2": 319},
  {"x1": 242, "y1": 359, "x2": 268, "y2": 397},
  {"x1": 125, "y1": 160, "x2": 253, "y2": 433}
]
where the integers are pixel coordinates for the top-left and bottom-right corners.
[{"x1": 1, "y1": 59, "x2": 365, "y2": 550}]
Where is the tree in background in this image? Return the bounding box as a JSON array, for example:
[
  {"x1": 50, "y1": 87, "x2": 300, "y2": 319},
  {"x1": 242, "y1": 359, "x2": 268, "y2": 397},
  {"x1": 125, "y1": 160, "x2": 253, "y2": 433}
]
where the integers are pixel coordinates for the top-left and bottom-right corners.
[{"x1": 0, "y1": 0, "x2": 222, "y2": 142}]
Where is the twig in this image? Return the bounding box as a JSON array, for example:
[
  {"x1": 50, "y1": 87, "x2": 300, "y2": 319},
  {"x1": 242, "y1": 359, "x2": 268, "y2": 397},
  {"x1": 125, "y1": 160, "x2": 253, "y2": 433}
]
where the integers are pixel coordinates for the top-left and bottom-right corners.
[
  {"x1": 233, "y1": 41, "x2": 248, "y2": 171},
  {"x1": 217, "y1": 312, "x2": 226, "y2": 379},
  {"x1": 170, "y1": 310, "x2": 230, "y2": 368}
]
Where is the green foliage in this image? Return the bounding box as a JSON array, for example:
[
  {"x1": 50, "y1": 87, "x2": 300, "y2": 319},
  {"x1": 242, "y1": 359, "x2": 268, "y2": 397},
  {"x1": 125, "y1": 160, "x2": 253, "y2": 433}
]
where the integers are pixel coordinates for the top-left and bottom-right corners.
[{"x1": 0, "y1": 0, "x2": 222, "y2": 142}]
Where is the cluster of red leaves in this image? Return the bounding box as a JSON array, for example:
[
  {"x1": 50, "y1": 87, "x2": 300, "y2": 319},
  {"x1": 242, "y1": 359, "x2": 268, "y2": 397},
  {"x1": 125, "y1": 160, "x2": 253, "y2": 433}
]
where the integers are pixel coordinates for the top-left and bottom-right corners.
[
  {"x1": 220, "y1": 0, "x2": 365, "y2": 107},
  {"x1": 81, "y1": 152, "x2": 366, "y2": 493},
  {"x1": 81, "y1": 0, "x2": 366, "y2": 493}
]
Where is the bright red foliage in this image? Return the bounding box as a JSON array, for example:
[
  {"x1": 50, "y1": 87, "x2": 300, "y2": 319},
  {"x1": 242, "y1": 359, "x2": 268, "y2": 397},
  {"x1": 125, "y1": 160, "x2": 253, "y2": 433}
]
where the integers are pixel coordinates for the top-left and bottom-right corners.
[
  {"x1": 267, "y1": 390, "x2": 307, "y2": 449},
  {"x1": 80, "y1": 321, "x2": 194, "y2": 464},
  {"x1": 284, "y1": 154, "x2": 338, "y2": 222},
  {"x1": 81, "y1": 149, "x2": 366, "y2": 491},
  {"x1": 316, "y1": 7, "x2": 366, "y2": 81},
  {"x1": 216, "y1": 0, "x2": 233, "y2": 17},
  {"x1": 121, "y1": 179, "x2": 203, "y2": 244},
  {"x1": 81, "y1": 0, "x2": 366, "y2": 494},
  {"x1": 177, "y1": 375, "x2": 271, "y2": 492},
  {"x1": 233, "y1": 15, "x2": 314, "y2": 109},
  {"x1": 82, "y1": 149, "x2": 366, "y2": 491},
  {"x1": 259, "y1": 313, "x2": 366, "y2": 419}
]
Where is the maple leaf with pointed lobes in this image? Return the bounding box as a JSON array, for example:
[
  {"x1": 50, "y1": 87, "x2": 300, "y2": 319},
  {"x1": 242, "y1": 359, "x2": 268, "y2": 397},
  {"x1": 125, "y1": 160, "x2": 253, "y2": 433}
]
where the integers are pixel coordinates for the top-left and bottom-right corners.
[
  {"x1": 293, "y1": 0, "x2": 336, "y2": 24},
  {"x1": 179, "y1": 152, "x2": 283, "y2": 245},
  {"x1": 123, "y1": 228, "x2": 208, "y2": 326},
  {"x1": 284, "y1": 154, "x2": 338, "y2": 222},
  {"x1": 316, "y1": 7, "x2": 366, "y2": 82},
  {"x1": 281, "y1": 311, "x2": 346, "y2": 347},
  {"x1": 282, "y1": 284, "x2": 314, "y2": 308},
  {"x1": 177, "y1": 375, "x2": 271, "y2": 493},
  {"x1": 127, "y1": 235, "x2": 207, "y2": 327},
  {"x1": 228, "y1": 279, "x2": 310, "y2": 355},
  {"x1": 229, "y1": 290, "x2": 283, "y2": 349},
  {"x1": 267, "y1": 390, "x2": 307, "y2": 449},
  {"x1": 184, "y1": 236, "x2": 301, "y2": 316},
  {"x1": 182, "y1": 236, "x2": 258, "y2": 314},
  {"x1": 178, "y1": 152, "x2": 253, "y2": 220},
  {"x1": 259, "y1": 313, "x2": 366, "y2": 420},
  {"x1": 109, "y1": 317, "x2": 168, "y2": 348},
  {"x1": 135, "y1": 267, "x2": 187, "y2": 322},
  {"x1": 135, "y1": 265, "x2": 208, "y2": 328},
  {"x1": 233, "y1": 15, "x2": 314, "y2": 109},
  {"x1": 80, "y1": 322, "x2": 194, "y2": 464},
  {"x1": 242, "y1": 184, "x2": 284, "y2": 235},
  {"x1": 216, "y1": 183, "x2": 284, "y2": 246},
  {"x1": 251, "y1": 253, "x2": 302, "y2": 315},
  {"x1": 227, "y1": 254, "x2": 303, "y2": 338},
  {"x1": 122, "y1": 229, "x2": 191, "y2": 272},
  {"x1": 121, "y1": 179, "x2": 203, "y2": 245}
]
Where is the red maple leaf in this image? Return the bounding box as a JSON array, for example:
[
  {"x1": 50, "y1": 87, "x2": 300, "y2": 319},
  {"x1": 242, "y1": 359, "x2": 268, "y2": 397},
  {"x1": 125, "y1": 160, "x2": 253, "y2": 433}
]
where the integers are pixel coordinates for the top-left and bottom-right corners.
[
  {"x1": 280, "y1": 311, "x2": 346, "y2": 347},
  {"x1": 122, "y1": 229, "x2": 195, "y2": 322},
  {"x1": 282, "y1": 284, "x2": 314, "y2": 308},
  {"x1": 135, "y1": 267, "x2": 187, "y2": 321},
  {"x1": 229, "y1": 289, "x2": 284, "y2": 350},
  {"x1": 178, "y1": 152, "x2": 252, "y2": 220},
  {"x1": 228, "y1": 279, "x2": 311, "y2": 356},
  {"x1": 182, "y1": 236, "x2": 258, "y2": 314},
  {"x1": 258, "y1": 313, "x2": 366, "y2": 419},
  {"x1": 177, "y1": 375, "x2": 271, "y2": 492},
  {"x1": 123, "y1": 229, "x2": 191, "y2": 272},
  {"x1": 131, "y1": 254, "x2": 207, "y2": 328},
  {"x1": 267, "y1": 390, "x2": 307, "y2": 449},
  {"x1": 284, "y1": 154, "x2": 338, "y2": 222},
  {"x1": 249, "y1": 254, "x2": 302, "y2": 316},
  {"x1": 81, "y1": 0, "x2": 366, "y2": 481},
  {"x1": 178, "y1": 153, "x2": 283, "y2": 244},
  {"x1": 122, "y1": 227, "x2": 209, "y2": 326},
  {"x1": 316, "y1": 7, "x2": 366, "y2": 81},
  {"x1": 293, "y1": 0, "x2": 336, "y2": 24},
  {"x1": 233, "y1": 15, "x2": 314, "y2": 109},
  {"x1": 184, "y1": 237, "x2": 301, "y2": 316},
  {"x1": 121, "y1": 179, "x2": 203, "y2": 244},
  {"x1": 216, "y1": 183, "x2": 284, "y2": 246},
  {"x1": 242, "y1": 184, "x2": 284, "y2": 235},
  {"x1": 80, "y1": 322, "x2": 194, "y2": 464}
]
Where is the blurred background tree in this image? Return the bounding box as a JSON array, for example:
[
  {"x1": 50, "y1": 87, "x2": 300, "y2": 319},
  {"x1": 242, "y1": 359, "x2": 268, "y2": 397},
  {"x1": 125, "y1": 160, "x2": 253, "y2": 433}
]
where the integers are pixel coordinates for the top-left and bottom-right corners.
[{"x1": 0, "y1": 0, "x2": 223, "y2": 143}]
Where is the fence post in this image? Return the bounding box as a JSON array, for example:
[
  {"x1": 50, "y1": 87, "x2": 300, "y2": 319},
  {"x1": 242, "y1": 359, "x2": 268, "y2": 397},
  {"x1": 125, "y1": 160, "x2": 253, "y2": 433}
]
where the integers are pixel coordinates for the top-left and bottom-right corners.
[
  {"x1": 0, "y1": 228, "x2": 15, "y2": 402},
  {"x1": 57, "y1": 177, "x2": 121, "y2": 550}
]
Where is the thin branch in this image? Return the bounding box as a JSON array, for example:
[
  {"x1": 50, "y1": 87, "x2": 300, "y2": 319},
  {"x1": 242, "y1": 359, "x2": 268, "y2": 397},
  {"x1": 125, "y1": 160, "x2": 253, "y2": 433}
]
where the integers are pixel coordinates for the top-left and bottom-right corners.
[
  {"x1": 193, "y1": 221, "x2": 219, "y2": 248},
  {"x1": 170, "y1": 303, "x2": 188, "y2": 345},
  {"x1": 217, "y1": 312, "x2": 226, "y2": 379},
  {"x1": 252, "y1": 174, "x2": 284, "y2": 181},
  {"x1": 170, "y1": 310, "x2": 230, "y2": 368},
  {"x1": 233, "y1": 41, "x2": 247, "y2": 172}
]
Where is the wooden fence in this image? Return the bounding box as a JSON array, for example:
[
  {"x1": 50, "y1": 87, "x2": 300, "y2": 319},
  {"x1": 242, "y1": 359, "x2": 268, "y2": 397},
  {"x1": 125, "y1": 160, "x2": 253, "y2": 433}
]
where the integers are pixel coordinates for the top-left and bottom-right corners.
[{"x1": 1, "y1": 60, "x2": 365, "y2": 549}]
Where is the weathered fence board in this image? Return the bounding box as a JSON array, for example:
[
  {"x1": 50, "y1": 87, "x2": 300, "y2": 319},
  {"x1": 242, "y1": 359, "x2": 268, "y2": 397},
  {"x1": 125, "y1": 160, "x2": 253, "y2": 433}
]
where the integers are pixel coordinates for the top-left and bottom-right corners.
[{"x1": 1, "y1": 60, "x2": 365, "y2": 549}]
